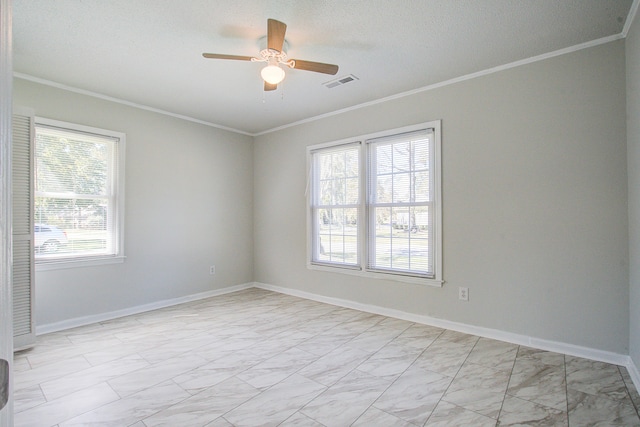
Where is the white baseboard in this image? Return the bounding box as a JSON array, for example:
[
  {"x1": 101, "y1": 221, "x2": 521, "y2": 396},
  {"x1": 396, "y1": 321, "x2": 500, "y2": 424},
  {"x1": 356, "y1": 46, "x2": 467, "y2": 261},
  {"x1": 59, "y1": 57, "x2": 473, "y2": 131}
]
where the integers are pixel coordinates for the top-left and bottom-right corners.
[
  {"x1": 253, "y1": 282, "x2": 631, "y2": 368},
  {"x1": 36, "y1": 283, "x2": 254, "y2": 335}
]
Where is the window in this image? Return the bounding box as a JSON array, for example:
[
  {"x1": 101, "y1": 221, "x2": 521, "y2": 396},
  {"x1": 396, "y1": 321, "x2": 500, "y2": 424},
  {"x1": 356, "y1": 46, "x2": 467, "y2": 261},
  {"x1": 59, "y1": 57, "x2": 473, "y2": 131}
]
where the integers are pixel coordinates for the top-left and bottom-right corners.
[
  {"x1": 308, "y1": 122, "x2": 442, "y2": 285},
  {"x1": 34, "y1": 118, "x2": 125, "y2": 268},
  {"x1": 310, "y1": 143, "x2": 360, "y2": 267}
]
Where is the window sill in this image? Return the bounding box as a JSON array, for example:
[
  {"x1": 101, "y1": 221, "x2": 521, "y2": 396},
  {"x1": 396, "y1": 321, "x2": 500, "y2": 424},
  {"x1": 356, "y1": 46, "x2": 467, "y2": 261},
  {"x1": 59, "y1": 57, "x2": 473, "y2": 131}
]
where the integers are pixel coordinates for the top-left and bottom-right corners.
[
  {"x1": 307, "y1": 262, "x2": 444, "y2": 287},
  {"x1": 36, "y1": 255, "x2": 126, "y2": 272}
]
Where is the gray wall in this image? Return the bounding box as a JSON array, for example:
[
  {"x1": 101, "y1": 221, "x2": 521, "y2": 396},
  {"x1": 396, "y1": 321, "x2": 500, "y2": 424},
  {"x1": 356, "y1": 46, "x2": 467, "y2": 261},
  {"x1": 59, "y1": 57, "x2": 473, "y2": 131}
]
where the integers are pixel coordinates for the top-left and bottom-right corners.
[
  {"x1": 254, "y1": 40, "x2": 630, "y2": 354},
  {"x1": 628, "y1": 13, "x2": 640, "y2": 368},
  {"x1": 14, "y1": 79, "x2": 254, "y2": 327}
]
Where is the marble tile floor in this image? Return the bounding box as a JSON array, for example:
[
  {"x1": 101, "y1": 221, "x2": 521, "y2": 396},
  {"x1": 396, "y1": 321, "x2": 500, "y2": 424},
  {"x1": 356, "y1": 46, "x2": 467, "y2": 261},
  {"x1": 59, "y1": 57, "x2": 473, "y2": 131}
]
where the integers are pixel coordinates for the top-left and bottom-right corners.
[{"x1": 12, "y1": 288, "x2": 640, "y2": 427}]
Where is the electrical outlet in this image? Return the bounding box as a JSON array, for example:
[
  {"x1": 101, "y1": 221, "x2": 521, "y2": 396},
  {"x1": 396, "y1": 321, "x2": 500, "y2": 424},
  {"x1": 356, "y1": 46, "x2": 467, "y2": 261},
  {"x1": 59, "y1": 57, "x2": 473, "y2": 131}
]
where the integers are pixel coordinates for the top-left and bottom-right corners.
[
  {"x1": 458, "y1": 287, "x2": 469, "y2": 301},
  {"x1": 209, "y1": 265, "x2": 216, "y2": 275}
]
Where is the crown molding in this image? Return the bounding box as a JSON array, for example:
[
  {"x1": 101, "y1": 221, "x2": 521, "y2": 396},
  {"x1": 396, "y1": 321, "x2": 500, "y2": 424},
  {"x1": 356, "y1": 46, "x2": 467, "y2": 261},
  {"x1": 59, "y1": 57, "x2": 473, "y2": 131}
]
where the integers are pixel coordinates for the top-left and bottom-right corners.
[
  {"x1": 623, "y1": 0, "x2": 639, "y2": 37},
  {"x1": 256, "y1": 33, "x2": 623, "y2": 136},
  {"x1": 14, "y1": 27, "x2": 629, "y2": 139},
  {"x1": 12, "y1": 72, "x2": 253, "y2": 136}
]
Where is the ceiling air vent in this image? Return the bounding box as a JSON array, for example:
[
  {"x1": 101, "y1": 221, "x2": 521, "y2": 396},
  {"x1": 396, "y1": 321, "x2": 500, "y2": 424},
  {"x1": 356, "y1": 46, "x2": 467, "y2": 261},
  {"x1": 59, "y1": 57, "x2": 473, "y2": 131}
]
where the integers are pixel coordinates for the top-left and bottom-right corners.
[{"x1": 323, "y1": 74, "x2": 359, "y2": 89}]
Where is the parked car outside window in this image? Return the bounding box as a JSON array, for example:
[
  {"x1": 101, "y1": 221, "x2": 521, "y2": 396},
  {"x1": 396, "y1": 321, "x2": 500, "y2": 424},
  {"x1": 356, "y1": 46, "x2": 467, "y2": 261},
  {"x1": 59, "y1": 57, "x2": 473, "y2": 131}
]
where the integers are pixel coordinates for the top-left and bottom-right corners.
[{"x1": 34, "y1": 224, "x2": 68, "y2": 253}]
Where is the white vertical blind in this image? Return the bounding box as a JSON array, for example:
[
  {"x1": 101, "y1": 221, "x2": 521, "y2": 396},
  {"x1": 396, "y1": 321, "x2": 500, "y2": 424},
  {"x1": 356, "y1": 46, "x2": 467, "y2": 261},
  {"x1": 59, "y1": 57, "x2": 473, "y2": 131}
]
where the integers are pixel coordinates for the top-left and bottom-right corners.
[{"x1": 12, "y1": 112, "x2": 35, "y2": 350}]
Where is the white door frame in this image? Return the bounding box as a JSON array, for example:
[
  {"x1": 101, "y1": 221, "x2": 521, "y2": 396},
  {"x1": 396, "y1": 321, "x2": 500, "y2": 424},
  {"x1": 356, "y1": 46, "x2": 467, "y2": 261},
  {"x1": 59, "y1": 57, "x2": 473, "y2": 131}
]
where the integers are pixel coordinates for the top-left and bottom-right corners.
[{"x1": 0, "y1": 0, "x2": 13, "y2": 425}]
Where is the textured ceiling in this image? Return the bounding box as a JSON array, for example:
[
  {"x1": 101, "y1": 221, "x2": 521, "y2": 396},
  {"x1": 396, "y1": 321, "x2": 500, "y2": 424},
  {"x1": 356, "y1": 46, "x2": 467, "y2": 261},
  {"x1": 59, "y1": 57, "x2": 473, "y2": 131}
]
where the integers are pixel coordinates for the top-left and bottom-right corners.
[{"x1": 13, "y1": 0, "x2": 635, "y2": 135}]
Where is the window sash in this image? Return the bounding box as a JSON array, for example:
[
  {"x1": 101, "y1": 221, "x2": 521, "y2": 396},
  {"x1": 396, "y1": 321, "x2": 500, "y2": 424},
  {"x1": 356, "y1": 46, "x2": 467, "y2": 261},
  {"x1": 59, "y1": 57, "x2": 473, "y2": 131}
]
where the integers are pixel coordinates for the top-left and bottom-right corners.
[
  {"x1": 310, "y1": 142, "x2": 361, "y2": 268},
  {"x1": 366, "y1": 129, "x2": 435, "y2": 278}
]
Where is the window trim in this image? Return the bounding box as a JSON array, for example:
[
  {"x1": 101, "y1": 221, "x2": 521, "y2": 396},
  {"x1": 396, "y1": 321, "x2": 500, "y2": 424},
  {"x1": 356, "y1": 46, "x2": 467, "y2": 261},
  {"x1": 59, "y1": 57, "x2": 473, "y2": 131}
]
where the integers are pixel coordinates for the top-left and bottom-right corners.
[
  {"x1": 306, "y1": 121, "x2": 443, "y2": 287},
  {"x1": 34, "y1": 117, "x2": 126, "y2": 271}
]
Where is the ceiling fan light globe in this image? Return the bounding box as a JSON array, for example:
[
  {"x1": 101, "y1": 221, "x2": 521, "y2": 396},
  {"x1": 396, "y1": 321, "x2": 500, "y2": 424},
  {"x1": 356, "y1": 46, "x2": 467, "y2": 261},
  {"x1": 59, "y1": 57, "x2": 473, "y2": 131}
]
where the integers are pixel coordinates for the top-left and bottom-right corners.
[{"x1": 261, "y1": 65, "x2": 285, "y2": 85}]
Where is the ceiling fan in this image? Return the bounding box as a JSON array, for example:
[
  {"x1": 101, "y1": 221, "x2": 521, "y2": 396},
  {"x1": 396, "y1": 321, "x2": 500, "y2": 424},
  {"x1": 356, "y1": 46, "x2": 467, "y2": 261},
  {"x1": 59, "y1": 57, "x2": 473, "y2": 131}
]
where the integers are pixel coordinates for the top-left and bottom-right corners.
[{"x1": 202, "y1": 19, "x2": 339, "y2": 91}]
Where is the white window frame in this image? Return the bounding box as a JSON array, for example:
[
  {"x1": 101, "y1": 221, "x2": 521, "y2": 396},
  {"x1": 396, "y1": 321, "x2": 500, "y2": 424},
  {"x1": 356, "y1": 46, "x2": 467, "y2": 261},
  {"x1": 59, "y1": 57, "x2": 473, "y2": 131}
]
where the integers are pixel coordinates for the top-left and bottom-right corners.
[
  {"x1": 307, "y1": 121, "x2": 443, "y2": 286},
  {"x1": 34, "y1": 117, "x2": 126, "y2": 271}
]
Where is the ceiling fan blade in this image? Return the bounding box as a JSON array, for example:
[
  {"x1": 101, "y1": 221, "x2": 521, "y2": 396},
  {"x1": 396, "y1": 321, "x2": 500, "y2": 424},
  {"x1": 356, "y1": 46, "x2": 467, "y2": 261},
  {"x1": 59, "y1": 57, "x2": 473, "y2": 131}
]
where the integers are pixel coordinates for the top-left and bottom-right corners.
[
  {"x1": 202, "y1": 53, "x2": 254, "y2": 61},
  {"x1": 267, "y1": 19, "x2": 287, "y2": 52},
  {"x1": 291, "y1": 59, "x2": 339, "y2": 75},
  {"x1": 264, "y1": 81, "x2": 278, "y2": 91}
]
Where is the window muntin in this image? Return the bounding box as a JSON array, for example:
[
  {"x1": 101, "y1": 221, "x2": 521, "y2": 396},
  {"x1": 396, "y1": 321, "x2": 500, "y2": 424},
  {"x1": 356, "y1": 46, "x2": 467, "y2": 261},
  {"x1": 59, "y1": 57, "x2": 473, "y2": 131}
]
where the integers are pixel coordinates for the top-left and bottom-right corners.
[
  {"x1": 34, "y1": 119, "x2": 124, "y2": 265},
  {"x1": 310, "y1": 143, "x2": 360, "y2": 267},
  {"x1": 308, "y1": 122, "x2": 441, "y2": 284}
]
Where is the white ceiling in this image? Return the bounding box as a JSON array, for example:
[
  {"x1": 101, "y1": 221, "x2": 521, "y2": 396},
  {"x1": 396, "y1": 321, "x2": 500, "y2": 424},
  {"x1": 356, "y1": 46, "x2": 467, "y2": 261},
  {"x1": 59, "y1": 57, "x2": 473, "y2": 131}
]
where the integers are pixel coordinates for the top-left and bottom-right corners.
[{"x1": 13, "y1": 0, "x2": 635, "y2": 135}]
